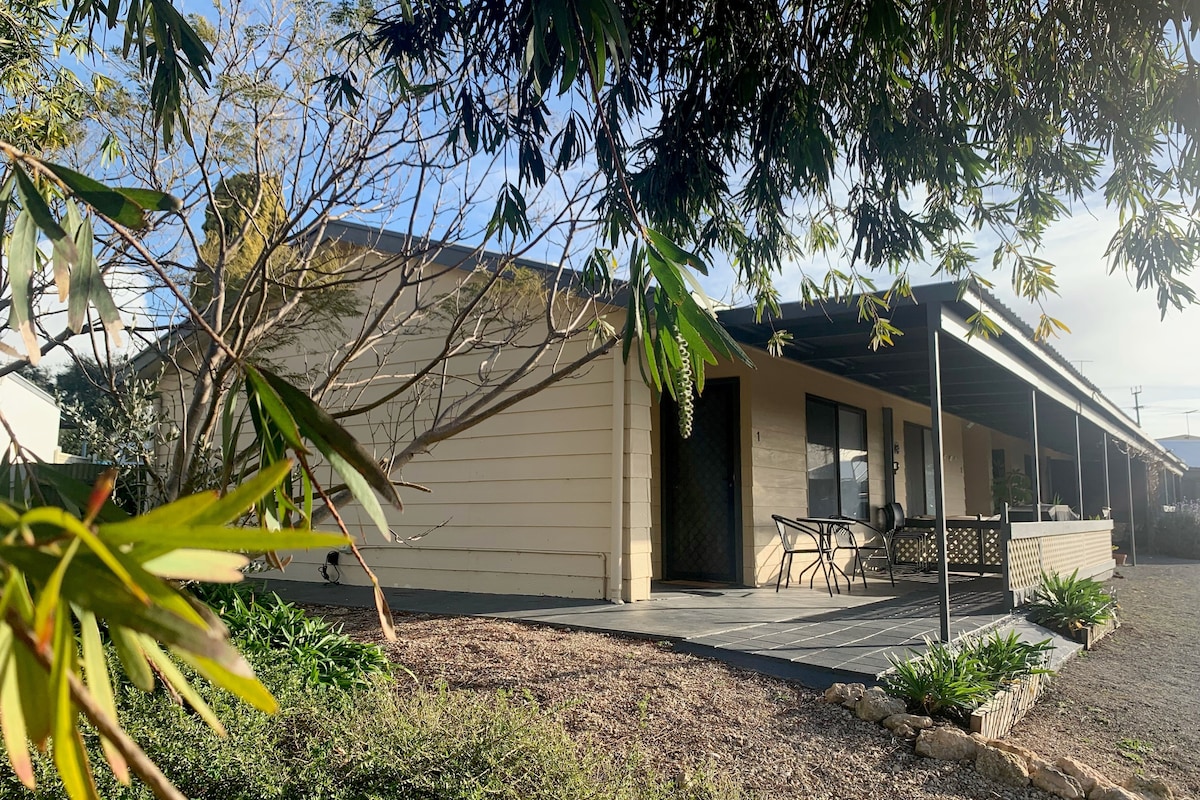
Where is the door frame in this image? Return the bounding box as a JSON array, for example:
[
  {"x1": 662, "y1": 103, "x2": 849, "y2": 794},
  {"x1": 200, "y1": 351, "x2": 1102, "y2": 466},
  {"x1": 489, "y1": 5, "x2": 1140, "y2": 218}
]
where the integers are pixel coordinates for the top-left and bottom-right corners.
[{"x1": 660, "y1": 377, "x2": 743, "y2": 584}]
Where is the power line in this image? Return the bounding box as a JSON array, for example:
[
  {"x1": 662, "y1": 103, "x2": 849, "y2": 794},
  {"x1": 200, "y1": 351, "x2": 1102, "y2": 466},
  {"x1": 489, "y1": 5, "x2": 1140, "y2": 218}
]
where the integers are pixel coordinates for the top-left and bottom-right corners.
[{"x1": 1130, "y1": 386, "x2": 1144, "y2": 426}]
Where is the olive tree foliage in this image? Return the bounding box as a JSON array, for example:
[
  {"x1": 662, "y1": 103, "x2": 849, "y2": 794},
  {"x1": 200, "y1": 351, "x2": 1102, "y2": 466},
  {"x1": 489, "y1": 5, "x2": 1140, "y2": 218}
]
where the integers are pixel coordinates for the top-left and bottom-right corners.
[{"x1": 82, "y1": 0, "x2": 627, "y2": 503}]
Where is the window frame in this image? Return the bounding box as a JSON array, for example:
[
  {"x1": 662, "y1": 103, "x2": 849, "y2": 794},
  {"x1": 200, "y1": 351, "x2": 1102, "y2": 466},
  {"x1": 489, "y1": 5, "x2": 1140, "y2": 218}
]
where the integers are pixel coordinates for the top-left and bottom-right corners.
[{"x1": 804, "y1": 394, "x2": 871, "y2": 520}]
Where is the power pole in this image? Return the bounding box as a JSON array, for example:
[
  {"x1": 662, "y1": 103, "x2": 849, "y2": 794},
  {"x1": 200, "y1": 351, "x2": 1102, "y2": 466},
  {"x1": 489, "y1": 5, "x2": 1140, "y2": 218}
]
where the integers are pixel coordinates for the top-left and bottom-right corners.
[{"x1": 1130, "y1": 386, "x2": 1143, "y2": 426}]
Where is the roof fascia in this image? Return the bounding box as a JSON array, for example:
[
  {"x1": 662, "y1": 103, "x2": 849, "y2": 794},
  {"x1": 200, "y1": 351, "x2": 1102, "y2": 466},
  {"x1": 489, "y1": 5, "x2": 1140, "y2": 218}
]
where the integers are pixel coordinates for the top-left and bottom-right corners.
[{"x1": 940, "y1": 300, "x2": 1181, "y2": 469}]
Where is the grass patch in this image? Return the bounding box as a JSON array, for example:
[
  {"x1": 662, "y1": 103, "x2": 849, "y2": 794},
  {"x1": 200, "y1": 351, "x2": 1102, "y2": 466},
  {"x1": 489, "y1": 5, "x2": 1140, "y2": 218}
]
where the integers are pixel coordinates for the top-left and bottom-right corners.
[
  {"x1": 2, "y1": 653, "x2": 740, "y2": 800},
  {"x1": 1117, "y1": 737, "x2": 1154, "y2": 765}
]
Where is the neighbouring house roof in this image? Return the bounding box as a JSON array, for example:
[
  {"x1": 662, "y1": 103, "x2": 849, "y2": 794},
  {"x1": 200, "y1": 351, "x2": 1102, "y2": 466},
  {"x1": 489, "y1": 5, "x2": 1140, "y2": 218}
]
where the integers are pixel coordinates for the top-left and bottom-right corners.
[
  {"x1": 1158, "y1": 436, "x2": 1200, "y2": 469},
  {"x1": 2, "y1": 372, "x2": 56, "y2": 405},
  {"x1": 718, "y1": 282, "x2": 1185, "y2": 472}
]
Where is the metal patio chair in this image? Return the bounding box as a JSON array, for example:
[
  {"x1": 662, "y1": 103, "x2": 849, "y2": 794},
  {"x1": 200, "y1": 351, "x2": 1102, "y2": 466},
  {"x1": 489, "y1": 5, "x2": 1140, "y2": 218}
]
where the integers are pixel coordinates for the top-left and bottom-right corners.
[
  {"x1": 829, "y1": 515, "x2": 895, "y2": 588},
  {"x1": 771, "y1": 514, "x2": 834, "y2": 596},
  {"x1": 881, "y1": 502, "x2": 933, "y2": 571}
]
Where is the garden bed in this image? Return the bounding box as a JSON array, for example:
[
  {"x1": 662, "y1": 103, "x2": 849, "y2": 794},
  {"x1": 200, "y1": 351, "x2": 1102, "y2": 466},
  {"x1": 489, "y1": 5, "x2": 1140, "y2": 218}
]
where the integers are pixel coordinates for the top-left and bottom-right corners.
[
  {"x1": 968, "y1": 672, "x2": 1046, "y2": 739},
  {"x1": 1072, "y1": 616, "x2": 1119, "y2": 650}
]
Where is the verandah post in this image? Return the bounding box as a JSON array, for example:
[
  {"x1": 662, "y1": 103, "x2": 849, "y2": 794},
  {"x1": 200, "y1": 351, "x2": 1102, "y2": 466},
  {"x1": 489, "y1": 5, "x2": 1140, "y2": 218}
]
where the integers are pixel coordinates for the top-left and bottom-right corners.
[{"x1": 927, "y1": 303, "x2": 951, "y2": 642}]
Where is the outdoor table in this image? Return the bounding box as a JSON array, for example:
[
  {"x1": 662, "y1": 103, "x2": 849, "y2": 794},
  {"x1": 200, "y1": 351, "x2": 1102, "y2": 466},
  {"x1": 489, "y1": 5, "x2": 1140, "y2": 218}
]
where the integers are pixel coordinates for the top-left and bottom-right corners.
[{"x1": 791, "y1": 517, "x2": 857, "y2": 594}]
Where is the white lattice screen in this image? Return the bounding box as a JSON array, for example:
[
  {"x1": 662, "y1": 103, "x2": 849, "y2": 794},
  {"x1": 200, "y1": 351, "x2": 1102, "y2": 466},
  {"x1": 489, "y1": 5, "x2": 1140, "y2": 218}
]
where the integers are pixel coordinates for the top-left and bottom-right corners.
[{"x1": 1006, "y1": 529, "x2": 1113, "y2": 605}]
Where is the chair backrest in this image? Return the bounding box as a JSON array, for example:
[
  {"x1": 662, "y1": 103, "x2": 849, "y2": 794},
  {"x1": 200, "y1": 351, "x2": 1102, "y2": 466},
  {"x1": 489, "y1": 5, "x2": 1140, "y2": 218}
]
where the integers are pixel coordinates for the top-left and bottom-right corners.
[
  {"x1": 771, "y1": 515, "x2": 819, "y2": 552},
  {"x1": 882, "y1": 502, "x2": 905, "y2": 533}
]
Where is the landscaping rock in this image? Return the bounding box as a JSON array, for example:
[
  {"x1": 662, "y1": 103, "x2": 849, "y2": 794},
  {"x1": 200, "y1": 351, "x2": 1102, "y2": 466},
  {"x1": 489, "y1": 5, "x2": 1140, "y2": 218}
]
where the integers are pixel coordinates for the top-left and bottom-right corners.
[
  {"x1": 890, "y1": 723, "x2": 917, "y2": 739},
  {"x1": 823, "y1": 683, "x2": 849, "y2": 703},
  {"x1": 840, "y1": 683, "x2": 866, "y2": 709},
  {"x1": 1030, "y1": 762, "x2": 1085, "y2": 799},
  {"x1": 855, "y1": 687, "x2": 907, "y2": 723},
  {"x1": 976, "y1": 745, "x2": 1031, "y2": 787},
  {"x1": 882, "y1": 713, "x2": 933, "y2": 732},
  {"x1": 1089, "y1": 787, "x2": 1141, "y2": 800},
  {"x1": 983, "y1": 738, "x2": 1040, "y2": 768},
  {"x1": 915, "y1": 727, "x2": 980, "y2": 761},
  {"x1": 1056, "y1": 756, "x2": 1112, "y2": 796},
  {"x1": 1122, "y1": 774, "x2": 1174, "y2": 800}
]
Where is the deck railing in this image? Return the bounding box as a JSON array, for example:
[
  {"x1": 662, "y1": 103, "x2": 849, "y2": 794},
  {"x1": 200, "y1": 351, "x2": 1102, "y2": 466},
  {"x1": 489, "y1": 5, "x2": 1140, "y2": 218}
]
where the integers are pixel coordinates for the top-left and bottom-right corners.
[
  {"x1": 897, "y1": 513, "x2": 1116, "y2": 608},
  {"x1": 1003, "y1": 519, "x2": 1115, "y2": 606}
]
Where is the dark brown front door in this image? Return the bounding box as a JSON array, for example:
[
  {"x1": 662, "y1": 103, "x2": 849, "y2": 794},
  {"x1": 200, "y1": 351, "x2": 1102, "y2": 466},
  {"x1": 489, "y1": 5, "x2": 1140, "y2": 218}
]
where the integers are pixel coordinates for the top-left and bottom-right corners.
[{"x1": 661, "y1": 378, "x2": 742, "y2": 583}]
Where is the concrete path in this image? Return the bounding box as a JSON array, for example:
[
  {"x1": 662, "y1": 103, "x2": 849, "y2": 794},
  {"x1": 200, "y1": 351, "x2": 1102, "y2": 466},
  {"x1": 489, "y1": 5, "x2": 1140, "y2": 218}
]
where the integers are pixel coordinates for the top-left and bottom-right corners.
[{"x1": 265, "y1": 572, "x2": 1051, "y2": 686}]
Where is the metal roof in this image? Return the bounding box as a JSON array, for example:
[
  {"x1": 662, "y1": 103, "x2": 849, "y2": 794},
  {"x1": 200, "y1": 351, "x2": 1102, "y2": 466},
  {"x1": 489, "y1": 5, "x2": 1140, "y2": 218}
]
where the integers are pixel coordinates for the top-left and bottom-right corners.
[
  {"x1": 1159, "y1": 436, "x2": 1200, "y2": 469},
  {"x1": 717, "y1": 283, "x2": 1184, "y2": 471},
  {"x1": 127, "y1": 217, "x2": 1183, "y2": 473}
]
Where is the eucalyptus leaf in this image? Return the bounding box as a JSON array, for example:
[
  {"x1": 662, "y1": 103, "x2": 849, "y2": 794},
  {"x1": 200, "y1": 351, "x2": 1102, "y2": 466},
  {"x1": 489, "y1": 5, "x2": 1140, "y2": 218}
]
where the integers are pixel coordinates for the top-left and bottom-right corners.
[
  {"x1": 13, "y1": 166, "x2": 78, "y2": 268},
  {"x1": 256, "y1": 367, "x2": 402, "y2": 511}
]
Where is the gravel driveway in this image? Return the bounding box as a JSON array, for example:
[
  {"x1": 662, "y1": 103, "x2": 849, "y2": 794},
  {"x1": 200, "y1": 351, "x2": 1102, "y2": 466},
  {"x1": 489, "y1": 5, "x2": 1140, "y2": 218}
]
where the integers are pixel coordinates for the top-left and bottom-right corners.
[{"x1": 1007, "y1": 558, "x2": 1200, "y2": 797}]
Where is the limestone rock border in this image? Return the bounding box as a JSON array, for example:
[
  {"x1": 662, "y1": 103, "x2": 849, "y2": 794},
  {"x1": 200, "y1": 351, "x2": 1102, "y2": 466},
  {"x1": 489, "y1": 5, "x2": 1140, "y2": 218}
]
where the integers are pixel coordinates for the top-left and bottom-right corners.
[{"x1": 821, "y1": 683, "x2": 1176, "y2": 800}]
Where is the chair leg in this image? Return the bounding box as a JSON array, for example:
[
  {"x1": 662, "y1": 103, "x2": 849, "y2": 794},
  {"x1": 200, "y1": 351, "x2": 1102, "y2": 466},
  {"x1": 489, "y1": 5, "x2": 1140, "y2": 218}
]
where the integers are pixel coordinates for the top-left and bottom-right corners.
[
  {"x1": 882, "y1": 538, "x2": 896, "y2": 587},
  {"x1": 814, "y1": 552, "x2": 834, "y2": 597}
]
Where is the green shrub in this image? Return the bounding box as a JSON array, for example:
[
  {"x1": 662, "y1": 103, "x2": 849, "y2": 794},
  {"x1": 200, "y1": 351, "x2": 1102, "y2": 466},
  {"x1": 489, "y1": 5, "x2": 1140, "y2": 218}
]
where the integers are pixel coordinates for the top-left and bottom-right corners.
[
  {"x1": 1028, "y1": 570, "x2": 1116, "y2": 633},
  {"x1": 884, "y1": 630, "x2": 1054, "y2": 720},
  {"x1": 194, "y1": 582, "x2": 389, "y2": 689},
  {"x1": 1, "y1": 659, "x2": 740, "y2": 800},
  {"x1": 884, "y1": 639, "x2": 996, "y2": 719},
  {"x1": 958, "y1": 630, "x2": 1053, "y2": 684},
  {"x1": 1150, "y1": 512, "x2": 1200, "y2": 559}
]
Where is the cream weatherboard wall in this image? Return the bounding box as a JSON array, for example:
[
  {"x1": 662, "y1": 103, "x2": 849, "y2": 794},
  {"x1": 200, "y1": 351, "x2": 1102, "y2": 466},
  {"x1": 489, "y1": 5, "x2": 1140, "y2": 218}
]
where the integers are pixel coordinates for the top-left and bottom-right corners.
[
  {"x1": 649, "y1": 348, "x2": 992, "y2": 589},
  {"x1": 283, "y1": 348, "x2": 655, "y2": 601},
  {"x1": 152, "y1": 243, "x2": 654, "y2": 602}
]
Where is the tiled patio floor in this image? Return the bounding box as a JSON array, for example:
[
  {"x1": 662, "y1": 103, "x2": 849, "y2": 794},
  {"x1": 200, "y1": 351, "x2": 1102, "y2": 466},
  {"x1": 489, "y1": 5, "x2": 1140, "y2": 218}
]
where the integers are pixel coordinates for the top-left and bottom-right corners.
[{"x1": 266, "y1": 571, "x2": 1069, "y2": 687}]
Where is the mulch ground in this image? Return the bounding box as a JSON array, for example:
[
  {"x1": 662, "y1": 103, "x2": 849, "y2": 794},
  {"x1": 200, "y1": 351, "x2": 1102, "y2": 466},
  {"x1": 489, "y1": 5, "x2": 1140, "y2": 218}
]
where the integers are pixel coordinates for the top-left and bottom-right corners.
[
  {"x1": 1006, "y1": 558, "x2": 1200, "y2": 798},
  {"x1": 305, "y1": 558, "x2": 1197, "y2": 799},
  {"x1": 311, "y1": 605, "x2": 1045, "y2": 800}
]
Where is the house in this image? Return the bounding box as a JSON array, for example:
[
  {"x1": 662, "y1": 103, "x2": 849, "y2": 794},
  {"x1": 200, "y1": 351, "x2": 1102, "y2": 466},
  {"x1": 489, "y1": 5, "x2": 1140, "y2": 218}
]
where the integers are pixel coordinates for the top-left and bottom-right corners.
[
  {"x1": 0, "y1": 372, "x2": 66, "y2": 463},
  {"x1": 1157, "y1": 435, "x2": 1200, "y2": 500},
  {"x1": 150, "y1": 222, "x2": 1184, "y2": 623}
]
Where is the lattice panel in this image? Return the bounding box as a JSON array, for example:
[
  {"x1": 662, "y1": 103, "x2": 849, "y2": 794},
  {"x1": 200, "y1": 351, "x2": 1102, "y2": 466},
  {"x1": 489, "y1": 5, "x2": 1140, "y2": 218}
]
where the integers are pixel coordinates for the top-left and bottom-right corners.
[
  {"x1": 944, "y1": 526, "x2": 1003, "y2": 569},
  {"x1": 892, "y1": 537, "x2": 931, "y2": 566},
  {"x1": 1042, "y1": 531, "x2": 1112, "y2": 575},
  {"x1": 1006, "y1": 530, "x2": 1113, "y2": 605},
  {"x1": 892, "y1": 526, "x2": 1004, "y2": 572},
  {"x1": 1006, "y1": 538, "x2": 1043, "y2": 604}
]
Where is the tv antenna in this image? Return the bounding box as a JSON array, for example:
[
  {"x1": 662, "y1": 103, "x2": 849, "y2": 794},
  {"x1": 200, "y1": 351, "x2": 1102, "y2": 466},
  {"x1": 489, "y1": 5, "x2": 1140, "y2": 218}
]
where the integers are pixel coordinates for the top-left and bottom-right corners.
[{"x1": 1130, "y1": 386, "x2": 1143, "y2": 426}]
